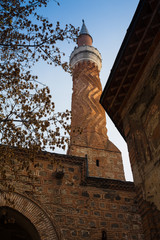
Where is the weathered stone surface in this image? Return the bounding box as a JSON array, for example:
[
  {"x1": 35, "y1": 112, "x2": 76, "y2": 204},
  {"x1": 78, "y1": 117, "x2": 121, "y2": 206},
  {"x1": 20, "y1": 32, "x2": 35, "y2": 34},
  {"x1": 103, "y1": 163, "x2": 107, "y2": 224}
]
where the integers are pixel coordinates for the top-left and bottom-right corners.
[
  {"x1": 0, "y1": 150, "x2": 144, "y2": 240},
  {"x1": 101, "y1": 2, "x2": 160, "y2": 238}
]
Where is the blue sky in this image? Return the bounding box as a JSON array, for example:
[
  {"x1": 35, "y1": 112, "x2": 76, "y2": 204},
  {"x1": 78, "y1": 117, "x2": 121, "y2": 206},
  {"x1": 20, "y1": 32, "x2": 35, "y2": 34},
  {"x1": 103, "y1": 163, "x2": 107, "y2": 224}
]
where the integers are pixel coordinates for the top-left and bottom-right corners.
[{"x1": 32, "y1": 0, "x2": 139, "y2": 181}]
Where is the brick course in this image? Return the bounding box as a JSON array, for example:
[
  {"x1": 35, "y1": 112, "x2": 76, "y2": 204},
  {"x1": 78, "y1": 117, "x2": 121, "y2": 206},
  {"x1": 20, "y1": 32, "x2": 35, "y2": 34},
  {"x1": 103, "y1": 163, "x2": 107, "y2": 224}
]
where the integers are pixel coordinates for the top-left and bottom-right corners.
[
  {"x1": 0, "y1": 150, "x2": 144, "y2": 240},
  {"x1": 100, "y1": 1, "x2": 160, "y2": 237},
  {"x1": 68, "y1": 61, "x2": 125, "y2": 181}
]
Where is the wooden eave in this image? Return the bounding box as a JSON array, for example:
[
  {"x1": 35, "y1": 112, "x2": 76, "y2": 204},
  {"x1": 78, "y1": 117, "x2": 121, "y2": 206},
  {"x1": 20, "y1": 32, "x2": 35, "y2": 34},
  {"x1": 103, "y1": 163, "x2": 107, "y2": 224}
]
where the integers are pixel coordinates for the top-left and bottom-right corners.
[{"x1": 100, "y1": 0, "x2": 160, "y2": 139}]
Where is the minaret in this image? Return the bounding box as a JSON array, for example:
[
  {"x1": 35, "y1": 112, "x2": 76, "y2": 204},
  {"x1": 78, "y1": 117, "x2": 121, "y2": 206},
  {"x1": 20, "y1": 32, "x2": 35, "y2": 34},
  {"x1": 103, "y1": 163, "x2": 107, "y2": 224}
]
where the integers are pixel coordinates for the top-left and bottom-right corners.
[{"x1": 68, "y1": 20, "x2": 125, "y2": 180}]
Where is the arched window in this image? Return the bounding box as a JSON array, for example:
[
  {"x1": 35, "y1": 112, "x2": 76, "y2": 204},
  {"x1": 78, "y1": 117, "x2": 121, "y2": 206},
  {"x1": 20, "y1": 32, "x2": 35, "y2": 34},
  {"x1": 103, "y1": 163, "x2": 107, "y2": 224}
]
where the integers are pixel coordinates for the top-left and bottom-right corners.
[{"x1": 102, "y1": 230, "x2": 107, "y2": 240}]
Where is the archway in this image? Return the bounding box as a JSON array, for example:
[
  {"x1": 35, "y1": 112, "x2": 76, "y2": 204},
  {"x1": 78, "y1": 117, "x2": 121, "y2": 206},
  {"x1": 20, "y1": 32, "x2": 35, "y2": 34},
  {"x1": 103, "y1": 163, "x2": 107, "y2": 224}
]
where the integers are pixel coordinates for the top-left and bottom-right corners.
[
  {"x1": 0, "y1": 206, "x2": 40, "y2": 240},
  {"x1": 0, "y1": 192, "x2": 61, "y2": 240}
]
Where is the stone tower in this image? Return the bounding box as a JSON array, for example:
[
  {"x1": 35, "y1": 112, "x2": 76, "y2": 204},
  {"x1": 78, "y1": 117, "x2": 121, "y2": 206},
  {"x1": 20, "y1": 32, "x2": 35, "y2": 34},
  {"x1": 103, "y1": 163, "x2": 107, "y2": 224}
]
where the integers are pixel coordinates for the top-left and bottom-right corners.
[{"x1": 68, "y1": 20, "x2": 125, "y2": 180}]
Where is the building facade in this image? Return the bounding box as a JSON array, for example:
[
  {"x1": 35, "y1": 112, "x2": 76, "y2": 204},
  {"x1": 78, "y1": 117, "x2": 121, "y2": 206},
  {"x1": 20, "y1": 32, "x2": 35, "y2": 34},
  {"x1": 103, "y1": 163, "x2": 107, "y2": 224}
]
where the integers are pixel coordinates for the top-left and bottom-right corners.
[
  {"x1": 100, "y1": 0, "x2": 160, "y2": 239},
  {"x1": 0, "y1": 150, "x2": 143, "y2": 240},
  {"x1": 0, "y1": 16, "x2": 147, "y2": 240}
]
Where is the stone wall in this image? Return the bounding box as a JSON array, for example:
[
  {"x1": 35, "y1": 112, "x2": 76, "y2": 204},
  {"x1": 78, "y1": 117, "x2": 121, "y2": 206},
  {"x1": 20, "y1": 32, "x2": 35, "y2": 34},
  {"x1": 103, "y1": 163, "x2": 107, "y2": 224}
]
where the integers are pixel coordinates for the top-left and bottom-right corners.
[
  {"x1": 1, "y1": 150, "x2": 144, "y2": 240},
  {"x1": 122, "y1": 41, "x2": 160, "y2": 239}
]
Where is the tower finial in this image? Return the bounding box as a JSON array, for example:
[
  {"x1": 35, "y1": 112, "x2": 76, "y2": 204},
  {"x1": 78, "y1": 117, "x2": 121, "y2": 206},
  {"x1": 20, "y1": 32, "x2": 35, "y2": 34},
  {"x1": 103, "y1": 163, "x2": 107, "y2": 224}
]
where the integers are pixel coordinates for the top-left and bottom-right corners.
[
  {"x1": 80, "y1": 20, "x2": 90, "y2": 36},
  {"x1": 77, "y1": 20, "x2": 93, "y2": 47}
]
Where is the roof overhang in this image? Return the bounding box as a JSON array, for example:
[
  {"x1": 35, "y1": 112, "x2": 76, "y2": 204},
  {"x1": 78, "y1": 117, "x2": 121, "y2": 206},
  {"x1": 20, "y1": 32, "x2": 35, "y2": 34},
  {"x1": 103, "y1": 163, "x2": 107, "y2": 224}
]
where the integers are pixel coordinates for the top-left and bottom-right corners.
[{"x1": 100, "y1": 0, "x2": 160, "y2": 139}]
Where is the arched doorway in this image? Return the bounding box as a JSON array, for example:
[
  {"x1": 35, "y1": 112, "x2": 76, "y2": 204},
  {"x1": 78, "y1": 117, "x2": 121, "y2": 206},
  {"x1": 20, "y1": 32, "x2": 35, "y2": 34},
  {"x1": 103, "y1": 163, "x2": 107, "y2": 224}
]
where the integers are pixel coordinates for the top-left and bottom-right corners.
[
  {"x1": 0, "y1": 192, "x2": 61, "y2": 240},
  {"x1": 0, "y1": 207, "x2": 40, "y2": 240}
]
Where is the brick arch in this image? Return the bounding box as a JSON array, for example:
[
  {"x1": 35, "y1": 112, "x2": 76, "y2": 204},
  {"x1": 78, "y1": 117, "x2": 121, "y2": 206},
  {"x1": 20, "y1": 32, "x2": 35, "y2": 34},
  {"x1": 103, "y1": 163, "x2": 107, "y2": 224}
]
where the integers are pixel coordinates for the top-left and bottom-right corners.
[{"x1": 0, "y1": 191, "x2": 61, "y2": 240}]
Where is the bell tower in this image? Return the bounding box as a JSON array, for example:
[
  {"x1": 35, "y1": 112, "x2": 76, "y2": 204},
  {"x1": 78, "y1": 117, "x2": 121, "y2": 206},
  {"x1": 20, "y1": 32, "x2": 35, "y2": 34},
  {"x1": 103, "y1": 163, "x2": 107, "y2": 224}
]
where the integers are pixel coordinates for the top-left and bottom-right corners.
[{"x1": 68, "y1": 20, "x2": 125, "y2": 180}]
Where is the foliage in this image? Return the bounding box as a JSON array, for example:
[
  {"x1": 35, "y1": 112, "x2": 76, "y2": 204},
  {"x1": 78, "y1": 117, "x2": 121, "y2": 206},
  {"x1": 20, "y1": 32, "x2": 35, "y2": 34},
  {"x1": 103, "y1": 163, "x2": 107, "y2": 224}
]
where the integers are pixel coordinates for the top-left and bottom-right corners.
[{"x1": 0, "y1": 0, "x2": 78, "y2": 190}]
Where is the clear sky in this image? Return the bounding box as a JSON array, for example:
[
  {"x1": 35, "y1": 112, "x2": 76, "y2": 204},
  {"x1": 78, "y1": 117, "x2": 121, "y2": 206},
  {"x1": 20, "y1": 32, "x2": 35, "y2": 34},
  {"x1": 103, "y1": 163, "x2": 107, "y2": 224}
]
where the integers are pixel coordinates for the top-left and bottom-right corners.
[{"x1": 32, "y1": 0, "x2": 140, "y2": 181}]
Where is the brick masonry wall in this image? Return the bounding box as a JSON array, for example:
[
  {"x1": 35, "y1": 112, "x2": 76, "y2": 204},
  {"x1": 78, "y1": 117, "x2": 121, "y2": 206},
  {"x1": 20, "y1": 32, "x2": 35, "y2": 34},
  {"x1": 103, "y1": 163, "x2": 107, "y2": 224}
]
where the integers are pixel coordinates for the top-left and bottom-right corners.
[
  {"x1": 2, "y1": 151, "x2": 144, "y2": 240},
  {"x1": 68, "y1": 144, "x2": 124, "y2": 180},
  {"x1": 122, "y1": 41, "x2": 160, "y2": 239},
  {"x1": 0, "y1": 192, "x2": 60, "y2": 240},
  {"x1": 69, "y1": 61, "x2": 108, "y2": 150},
  {"x1": 68, "y1": 61, "x2": 125, "y2": 181}
]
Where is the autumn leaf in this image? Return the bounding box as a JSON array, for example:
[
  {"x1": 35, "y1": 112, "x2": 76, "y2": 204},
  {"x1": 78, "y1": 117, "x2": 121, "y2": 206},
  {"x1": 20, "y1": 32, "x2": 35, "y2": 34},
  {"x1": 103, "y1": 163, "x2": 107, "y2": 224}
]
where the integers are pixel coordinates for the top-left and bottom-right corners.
[{"x1": 0, "y1": 0, "x2": 77, "y2": 193}]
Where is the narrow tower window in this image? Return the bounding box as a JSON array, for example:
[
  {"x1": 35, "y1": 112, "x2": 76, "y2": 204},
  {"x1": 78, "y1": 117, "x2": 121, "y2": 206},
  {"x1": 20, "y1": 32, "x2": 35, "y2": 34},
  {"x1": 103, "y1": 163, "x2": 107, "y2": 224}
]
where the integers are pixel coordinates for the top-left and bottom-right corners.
[
  {"x1": 102, "y1": 230, "x2": 107, "y2": 240},
  {"x1": 96, "y1": 159, "x2": 99, "y2": 167}
]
